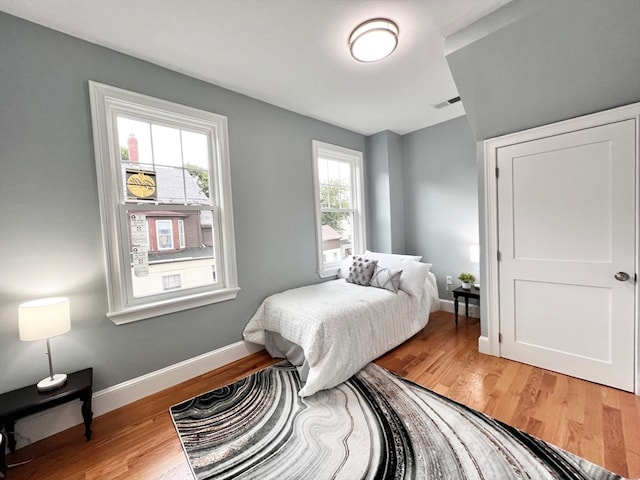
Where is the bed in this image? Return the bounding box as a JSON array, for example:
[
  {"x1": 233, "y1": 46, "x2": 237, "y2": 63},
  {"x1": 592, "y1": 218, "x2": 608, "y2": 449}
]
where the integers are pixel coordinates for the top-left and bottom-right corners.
[{"x1": 243, "y1": 252, "x2": 439, "y2": 397}]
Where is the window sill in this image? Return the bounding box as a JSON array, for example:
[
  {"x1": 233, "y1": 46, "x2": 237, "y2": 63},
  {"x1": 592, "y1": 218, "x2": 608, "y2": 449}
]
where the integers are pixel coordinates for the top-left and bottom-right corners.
[
  {"x1": 318, "y1": 266, "x2": 340, "y2": 279},
  {"x1": 108, "y1": 287, "x2": 241, "y2": 325}
]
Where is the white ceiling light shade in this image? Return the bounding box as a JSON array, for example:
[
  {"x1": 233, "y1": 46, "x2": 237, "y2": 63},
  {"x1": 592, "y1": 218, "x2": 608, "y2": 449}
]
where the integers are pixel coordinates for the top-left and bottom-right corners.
[{"x1": 349, "y1": 18, "x2": 399, "y2": 63}]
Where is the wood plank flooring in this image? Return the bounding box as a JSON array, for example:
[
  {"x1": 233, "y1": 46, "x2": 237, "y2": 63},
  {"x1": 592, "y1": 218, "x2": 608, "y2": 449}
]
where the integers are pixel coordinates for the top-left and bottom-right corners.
[{"x1": 6, "y1": 311, "x2": 640, "y2": 479}]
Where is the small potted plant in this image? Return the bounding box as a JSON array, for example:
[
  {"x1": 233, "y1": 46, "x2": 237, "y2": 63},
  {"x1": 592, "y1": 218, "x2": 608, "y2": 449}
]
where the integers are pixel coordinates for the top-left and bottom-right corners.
[{"x1": 458, "y1": 272, "x2": 476, "y2": 290}]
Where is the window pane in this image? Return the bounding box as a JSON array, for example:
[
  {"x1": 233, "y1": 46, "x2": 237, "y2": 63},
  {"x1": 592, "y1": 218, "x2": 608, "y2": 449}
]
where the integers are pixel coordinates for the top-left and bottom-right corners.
[
  {"x1": 117, "y1": 116, "x2": 152, "y2": 164},
  {"x1": 151, "y1": 124, "x2": 182, "y2": 167},
  {"x1": 327, "y1": 159, "x2": 340, "y2": 183},
  {"x1": 128, "y1": 209, "x2": 216, "y2": 298},
  {"x1": 184, "y1": 166, "x2": 211, "y2": 204},
  {"x1": 321, "y1": 211, "x2": 353, "y2": 264},
  {"x1": 318, "y1": 158, "x2": 329, "y2": 184},
  {"x1": 320, "y1": 159, "x2": 352, "y2": 209},
  {"x1": 182, "y1": 131, "x2": 211, "y2": 200},
  {"x1": 182, "y1": 131, "x2": 209, "y2": 170},
  {"x1": 151, "y1": 166, "x2": 183, "y2": 203},
  {"x1": 338, "y1": 161, "x2": 352, "y2": 207},
  {"x1": 123, "y1": 165, "x2": 156, "y2": 202}
]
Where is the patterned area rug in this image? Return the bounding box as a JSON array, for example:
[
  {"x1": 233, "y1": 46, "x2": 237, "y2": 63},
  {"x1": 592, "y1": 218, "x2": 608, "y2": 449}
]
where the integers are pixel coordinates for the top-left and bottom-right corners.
[{"x1": 170, "y1": 363, "x2": 625, "y2": 480}]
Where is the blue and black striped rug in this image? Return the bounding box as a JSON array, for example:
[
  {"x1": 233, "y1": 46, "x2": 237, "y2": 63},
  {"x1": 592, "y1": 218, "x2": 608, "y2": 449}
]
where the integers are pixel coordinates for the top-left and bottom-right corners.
[{"x1": 170, "y1": 363, "x2": 625, "y2": 480}]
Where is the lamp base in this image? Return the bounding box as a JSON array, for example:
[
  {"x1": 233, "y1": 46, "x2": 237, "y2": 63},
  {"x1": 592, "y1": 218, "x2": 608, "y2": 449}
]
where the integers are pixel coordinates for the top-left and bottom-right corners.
[{"x1": 37, "y1": 373, "x2": 67, "y2": 392}]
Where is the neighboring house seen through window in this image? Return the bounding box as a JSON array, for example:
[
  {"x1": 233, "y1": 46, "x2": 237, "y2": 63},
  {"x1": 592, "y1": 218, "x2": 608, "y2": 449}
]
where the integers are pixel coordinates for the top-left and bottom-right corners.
[
  {"x1": 89, "y1": 82, "x2": 238, "y2": 324},
  {"x1": 311, "y1": 140, "x2": 366, "y2": 277}
]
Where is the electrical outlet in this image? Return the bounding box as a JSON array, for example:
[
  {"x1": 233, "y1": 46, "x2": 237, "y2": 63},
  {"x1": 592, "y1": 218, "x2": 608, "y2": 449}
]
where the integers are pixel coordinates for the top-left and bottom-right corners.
[{"x1": 446, "y1": 275, "x2": 453, "y2": 290}]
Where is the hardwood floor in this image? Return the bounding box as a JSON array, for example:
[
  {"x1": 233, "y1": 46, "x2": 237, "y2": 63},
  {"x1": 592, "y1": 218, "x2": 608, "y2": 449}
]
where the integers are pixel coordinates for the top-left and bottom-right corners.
[{"x1": 6, "y1": 311, "x2": 640, "y2": 479}]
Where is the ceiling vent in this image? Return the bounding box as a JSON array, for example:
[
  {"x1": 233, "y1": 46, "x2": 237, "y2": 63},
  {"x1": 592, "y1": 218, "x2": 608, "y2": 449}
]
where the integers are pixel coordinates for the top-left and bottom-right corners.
[{"x1": 432, "y1": 96, "x2": 461, "y2": 109}]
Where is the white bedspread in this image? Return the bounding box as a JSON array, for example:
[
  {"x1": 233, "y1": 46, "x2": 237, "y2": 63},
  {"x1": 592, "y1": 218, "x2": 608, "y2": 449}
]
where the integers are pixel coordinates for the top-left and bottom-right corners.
[{"x1": 243, "y1": 277, "x2": 437, "y2": 396}]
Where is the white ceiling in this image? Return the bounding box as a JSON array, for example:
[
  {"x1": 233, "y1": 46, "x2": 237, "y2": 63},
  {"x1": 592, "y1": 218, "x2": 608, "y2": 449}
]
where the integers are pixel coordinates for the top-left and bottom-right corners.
[{"x1": 0, "y1": 0, "x2": 510, "y2": 136}]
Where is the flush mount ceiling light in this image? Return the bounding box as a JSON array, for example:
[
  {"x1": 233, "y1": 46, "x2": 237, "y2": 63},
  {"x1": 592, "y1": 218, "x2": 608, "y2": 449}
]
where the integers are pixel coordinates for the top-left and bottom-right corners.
[{"x1": 349, "y1": 18, "x2": 399, "y2": 63}]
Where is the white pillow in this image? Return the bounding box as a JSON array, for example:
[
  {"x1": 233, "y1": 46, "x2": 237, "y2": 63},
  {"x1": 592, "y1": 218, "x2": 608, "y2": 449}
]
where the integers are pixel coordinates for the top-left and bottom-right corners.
[
  {"x1": 345, "y1": 256, "x2": 378, "y2": 286},
  {"x1": 399, "y1": 259, "x2": 431, "y2": 297},
  {"x1": 370, "y1": 266, "x2": 403, "y2": 293},
  {"x1": 364, "y1": 250, "x2": 422, "y2": 270},
  {"x1": 338, "y1": 255, "x2": 355, "y2": 279}
]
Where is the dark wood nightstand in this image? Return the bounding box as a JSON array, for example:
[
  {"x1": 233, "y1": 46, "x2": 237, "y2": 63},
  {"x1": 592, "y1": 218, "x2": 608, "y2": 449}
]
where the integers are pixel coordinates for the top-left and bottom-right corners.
[
  {"x1": 452, "y1": 286, "x2": 480, "y2": 326},
  {"x1": 0, "y1": 368, "x2": 93, "y2": 477}
]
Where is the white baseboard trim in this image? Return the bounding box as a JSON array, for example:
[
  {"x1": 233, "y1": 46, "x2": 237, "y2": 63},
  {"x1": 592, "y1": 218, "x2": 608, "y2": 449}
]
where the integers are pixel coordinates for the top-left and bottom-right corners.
[
  {"x1": 9, "y1": 340, "x2": 264, "y2": 451},
  {"x1": 478, "y1": 335, "x2": 490, "y2": 355},
  {"x1": 439, "y1": 298, "x2": 480, "y2": 319}
]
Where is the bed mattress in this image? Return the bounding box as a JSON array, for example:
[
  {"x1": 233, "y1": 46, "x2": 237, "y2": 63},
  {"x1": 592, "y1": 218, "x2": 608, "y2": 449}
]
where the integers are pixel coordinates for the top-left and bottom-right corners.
[{"x1": 243, "y1": 276, "x2": 437, "y2": 396}]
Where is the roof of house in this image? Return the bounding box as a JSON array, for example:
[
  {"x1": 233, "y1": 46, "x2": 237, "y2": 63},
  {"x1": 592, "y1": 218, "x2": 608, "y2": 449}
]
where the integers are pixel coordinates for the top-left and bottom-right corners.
[
  {"x1": 123, "y1": 162, "x2": 213, "y2": 225},
  {"x1": 321, "y1": 224, "x2": 342, "y2": 241}
]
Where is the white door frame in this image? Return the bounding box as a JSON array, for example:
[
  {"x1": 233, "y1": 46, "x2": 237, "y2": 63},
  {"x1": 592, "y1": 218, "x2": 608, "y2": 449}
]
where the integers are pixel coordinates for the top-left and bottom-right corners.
[{"x1": 482, "y1": 102, "x2": 640, "y2": 395}]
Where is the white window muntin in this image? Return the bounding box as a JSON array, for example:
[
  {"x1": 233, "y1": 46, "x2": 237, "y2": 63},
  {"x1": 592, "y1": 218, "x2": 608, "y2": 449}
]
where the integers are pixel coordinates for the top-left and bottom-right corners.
[
  {"x1": 312, "y1": 140, "x2": 366, "y2": 278},
  {"x1": 89, "y1": 81, "x2": 238, "y2": 324}
]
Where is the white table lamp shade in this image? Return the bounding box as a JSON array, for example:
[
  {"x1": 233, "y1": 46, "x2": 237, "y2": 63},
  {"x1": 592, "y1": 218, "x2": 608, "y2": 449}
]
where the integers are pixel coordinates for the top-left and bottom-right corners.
[{"x1": 19, "y1": 297, "x2": 70, "y2": 341}]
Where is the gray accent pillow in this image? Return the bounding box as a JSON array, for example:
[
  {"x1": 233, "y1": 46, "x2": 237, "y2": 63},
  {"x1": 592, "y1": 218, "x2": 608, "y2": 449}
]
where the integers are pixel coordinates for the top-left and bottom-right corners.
[
  {"x1": 370, "y1": 266, "x2": 403, "y2": 292},
  {"x1": 346, "y1": 256, "x2": 378, "y2": 286}
]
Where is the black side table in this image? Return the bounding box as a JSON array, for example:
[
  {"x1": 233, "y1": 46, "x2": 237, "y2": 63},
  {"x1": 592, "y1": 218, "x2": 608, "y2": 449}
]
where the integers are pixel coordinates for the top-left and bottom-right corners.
[
  {"x1": 0, "y1": 368, "x2": 93, "y2": 477},
  {"x1": 452, "y1": 286, "x2": 480, "y2": 326}
]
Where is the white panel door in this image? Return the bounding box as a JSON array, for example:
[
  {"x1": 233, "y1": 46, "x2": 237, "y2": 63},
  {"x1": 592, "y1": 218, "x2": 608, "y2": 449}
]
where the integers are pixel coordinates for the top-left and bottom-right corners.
[{"x1": 497, "y1": 119, "x2": 636, "y2": 391}]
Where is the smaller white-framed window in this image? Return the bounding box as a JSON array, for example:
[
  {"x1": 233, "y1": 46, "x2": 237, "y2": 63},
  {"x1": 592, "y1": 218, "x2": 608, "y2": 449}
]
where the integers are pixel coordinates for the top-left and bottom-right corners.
[{"x1": 312, "y1": 140, "x2": 366, "y2": 278}]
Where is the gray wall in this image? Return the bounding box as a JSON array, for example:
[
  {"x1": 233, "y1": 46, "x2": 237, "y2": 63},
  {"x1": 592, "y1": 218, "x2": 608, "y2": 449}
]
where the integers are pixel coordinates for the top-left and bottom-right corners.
[
  {"x1": 402, "y1": 117, "x2": 478, "y2": 297},
  {"x1": 387, "y1": 132, "x2": 405, "y2": 253},
  {"x1": 0, "y1": 13, "x2": 364, "y2": 393},
  {"x1": 365, "y1": 132, "x2": 392, "y2": 253},
  {"x1": 365, "y1": 130, "x2": 406, "y2": 254},
  {"x1": 446, "y1": 0, "x2": 640, "y2": 141},
  {"x1": 445, "y1": 0, "x2": 640, "y2": 336}
]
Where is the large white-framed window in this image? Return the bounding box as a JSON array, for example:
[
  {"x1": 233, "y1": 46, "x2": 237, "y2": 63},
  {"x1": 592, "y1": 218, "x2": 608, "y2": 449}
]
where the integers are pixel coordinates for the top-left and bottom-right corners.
[
  {"x1": 311, "y1": 140, "x2": 366, "y2": 278},
  {"x1": 89, "y1": 81, "x2": 238, "y2": 324}
]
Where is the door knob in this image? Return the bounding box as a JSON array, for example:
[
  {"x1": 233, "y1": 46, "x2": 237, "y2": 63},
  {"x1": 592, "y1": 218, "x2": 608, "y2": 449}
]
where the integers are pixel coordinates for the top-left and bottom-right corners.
[{"x1": 614, "y1": 271, "x2": 630, "y2": 281}]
